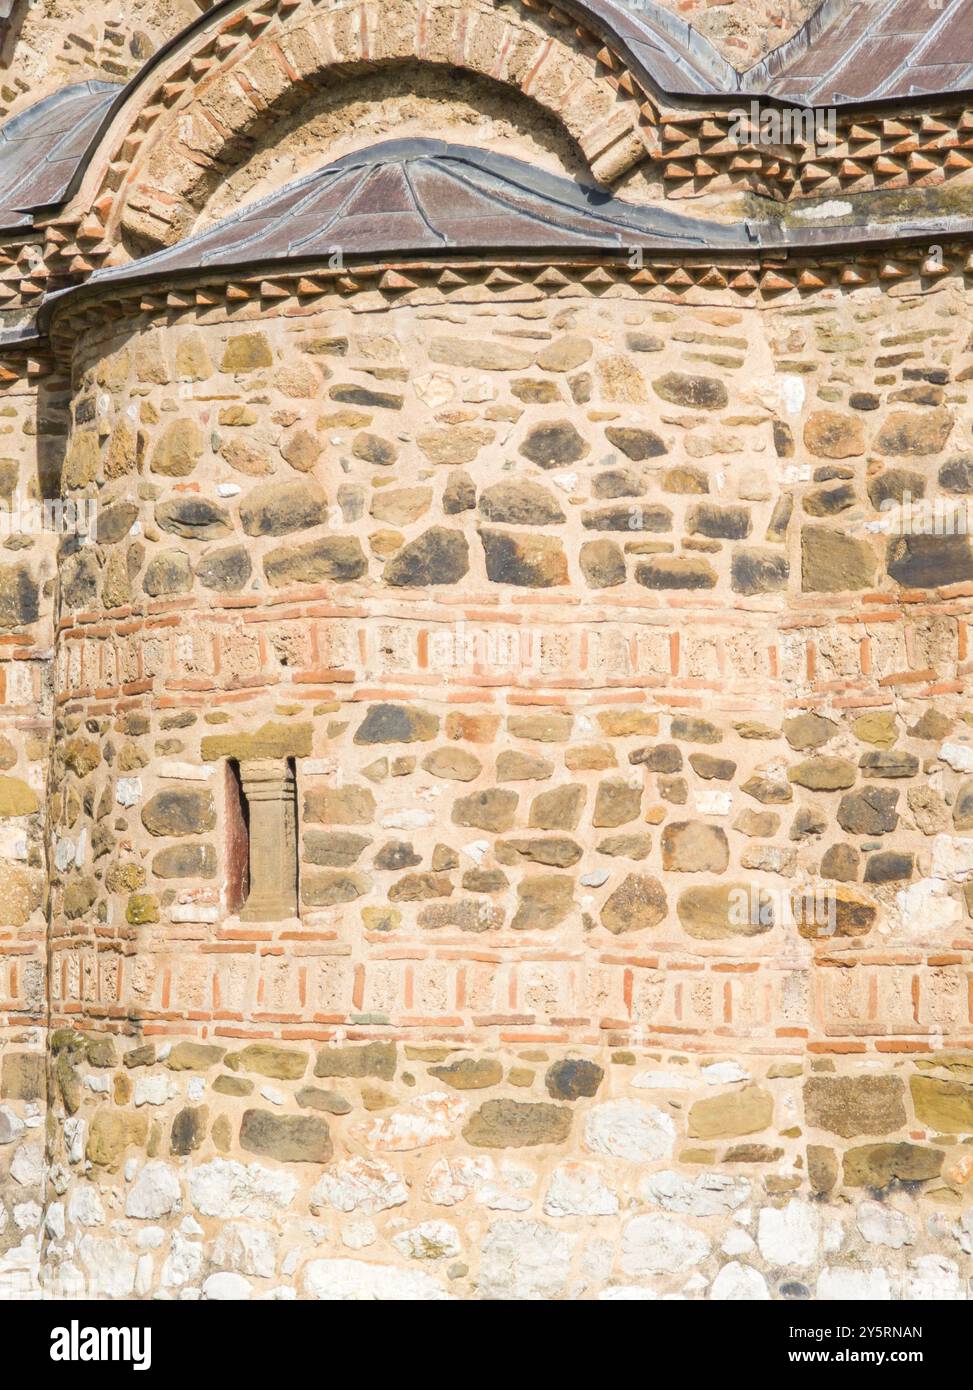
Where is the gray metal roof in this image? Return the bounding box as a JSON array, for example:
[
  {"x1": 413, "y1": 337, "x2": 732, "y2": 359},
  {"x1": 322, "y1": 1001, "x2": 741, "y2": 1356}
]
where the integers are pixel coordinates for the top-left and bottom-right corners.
[
  {"x1": 497, "y1": 0, "x2": 973, "y2": 103},
  {"x1": 0, "y1": 81, "x2": 121, "y2": 231},
  {"x1": 55, "y1": 139, "x2": 973, "y2": 306},
  {"x1": 744, "y1": 0, "x2": 973, "y2": 104},
  {"x1": 77, "y1": 138, "x2": 758, "y2": 293},
  {"x1": 1, "y1": 1, "x2": 973, "y2": 234},
  {"x1": 567, "y1": 0, "x2": 740, "y2": 96}
]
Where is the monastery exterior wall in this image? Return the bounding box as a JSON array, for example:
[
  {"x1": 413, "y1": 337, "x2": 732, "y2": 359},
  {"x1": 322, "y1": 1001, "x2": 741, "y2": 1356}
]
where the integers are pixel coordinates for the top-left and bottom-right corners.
[
  {"x1": 0, "y1": 361, "x2": 62, "y2": 1296},
  {"x1": 12, "y1": 259, "x2": 973, "y2": 1297}
]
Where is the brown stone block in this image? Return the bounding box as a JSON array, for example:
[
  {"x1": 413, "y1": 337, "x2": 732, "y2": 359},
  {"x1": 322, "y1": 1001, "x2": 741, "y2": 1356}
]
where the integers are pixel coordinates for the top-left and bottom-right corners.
[{"x1": 240, "y1": 1109, "x2": 332, "y2": 1163}]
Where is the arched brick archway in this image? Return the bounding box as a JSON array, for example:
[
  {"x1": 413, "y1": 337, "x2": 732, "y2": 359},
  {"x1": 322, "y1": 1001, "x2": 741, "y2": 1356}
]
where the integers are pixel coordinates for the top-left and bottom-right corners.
[{"x1": 71, "y1": 0, "x2": 657, "y2": 259}]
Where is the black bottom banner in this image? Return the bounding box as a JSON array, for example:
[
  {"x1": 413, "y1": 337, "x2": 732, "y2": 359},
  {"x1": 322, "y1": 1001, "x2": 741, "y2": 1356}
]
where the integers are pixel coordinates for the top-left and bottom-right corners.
[{"x1": 0, "y1": 1297, "x2": 950, "y2": 1377}]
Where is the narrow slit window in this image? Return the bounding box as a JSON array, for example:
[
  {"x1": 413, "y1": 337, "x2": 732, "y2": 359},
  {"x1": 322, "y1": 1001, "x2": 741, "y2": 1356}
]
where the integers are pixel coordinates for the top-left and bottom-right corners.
[
  {"x1": 225, "y1": 759, "x2": 250, "y2": 915},
  {"x1": 226, "y1": 757, "x2": 298, "y2": 922}
]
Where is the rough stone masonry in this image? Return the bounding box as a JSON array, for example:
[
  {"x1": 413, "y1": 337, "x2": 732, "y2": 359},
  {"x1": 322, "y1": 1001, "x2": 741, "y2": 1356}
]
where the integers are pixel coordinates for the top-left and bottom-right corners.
[{"x1": 1, "y1": 0, "x2": 973, "y2": 1301}]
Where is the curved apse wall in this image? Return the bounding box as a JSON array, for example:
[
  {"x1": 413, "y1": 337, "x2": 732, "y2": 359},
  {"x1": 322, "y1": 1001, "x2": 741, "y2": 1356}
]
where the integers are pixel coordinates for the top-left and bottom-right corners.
[{"x1": 32, "y1": 241, "x2": 973, "y2": 1299}]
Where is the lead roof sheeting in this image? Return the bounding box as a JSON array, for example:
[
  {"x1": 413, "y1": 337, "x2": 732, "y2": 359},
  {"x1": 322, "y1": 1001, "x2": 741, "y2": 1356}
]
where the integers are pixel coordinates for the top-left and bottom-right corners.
[
  {"x1": 79, "y1": 138, "x2": 751, "y2": 292},
  {"x1": 762, "y1": 0, "x2": 973, "y2": 103},
  {"x1": 3, "y1": 0, "x2": 973, "y2": 230},
  {"x1": 0, "y1": 81, "x2": 119, "y2": 225}
]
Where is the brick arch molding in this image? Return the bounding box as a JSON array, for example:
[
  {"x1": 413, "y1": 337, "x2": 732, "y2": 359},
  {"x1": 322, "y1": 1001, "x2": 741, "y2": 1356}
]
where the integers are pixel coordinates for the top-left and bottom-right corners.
[{"x1": 67, "y1": 0, "x2": 662, "y2": 259}]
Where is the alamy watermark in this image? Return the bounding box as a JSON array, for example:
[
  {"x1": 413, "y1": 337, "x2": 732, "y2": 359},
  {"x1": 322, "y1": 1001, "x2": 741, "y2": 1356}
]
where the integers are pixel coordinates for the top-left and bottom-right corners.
[
  {"x1": 879, "y1": 491, "x2": 973, "y2": 536},
  {"x1": 729, "y1": 884, "x2": 838, "y2": 937},
  {"x1": 727, "y1": 100, "x2": 837, "y2": 148},
  {"x1": 0, "y1": 495, "x2": 98, "y2": 542},
  {"x1": 50, "y1": 1320, "x2": 151, "y2": 1371}
]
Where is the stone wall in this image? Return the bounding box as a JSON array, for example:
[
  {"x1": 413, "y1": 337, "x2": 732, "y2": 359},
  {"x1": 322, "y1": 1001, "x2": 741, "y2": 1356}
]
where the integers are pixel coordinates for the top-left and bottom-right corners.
[
  {"x1": 0, "y1": 0, "x2": 201, "y2": 119},
  {"x1": 22, "y1": 260, "x2": 973, "y2": 1298},
  {"x1": 0, "y1": 366, "x2": 62, "y2": 1296}
]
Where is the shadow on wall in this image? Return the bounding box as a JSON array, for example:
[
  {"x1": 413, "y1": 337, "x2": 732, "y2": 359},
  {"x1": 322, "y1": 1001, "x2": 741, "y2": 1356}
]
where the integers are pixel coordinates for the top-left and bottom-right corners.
[{"x1": 0, "y1": 1, "x2": 28, "y2": 72}]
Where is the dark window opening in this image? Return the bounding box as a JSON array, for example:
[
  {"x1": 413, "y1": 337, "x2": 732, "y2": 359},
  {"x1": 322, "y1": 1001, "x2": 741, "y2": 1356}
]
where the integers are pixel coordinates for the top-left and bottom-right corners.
[
  {"x1": 225, "y1": 757, "x2": 299, "y2": 922},
  {"x1": 225, "y1": 758, "x2": 250, "y2": 915}
]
